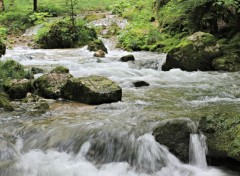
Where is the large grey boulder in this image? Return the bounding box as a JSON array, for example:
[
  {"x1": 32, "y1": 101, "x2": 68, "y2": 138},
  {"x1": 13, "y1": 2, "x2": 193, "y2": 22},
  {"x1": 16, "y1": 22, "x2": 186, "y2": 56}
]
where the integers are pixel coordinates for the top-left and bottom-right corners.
[
  {"x1": 33, "y1": 73, "x2": 73, "y2": 99},
  {"x1": 162, "y1": 32, "x2": 222, "y2": 71},
  {"x1": 153, "y1": 118, "x2": 196, "y2": 162},
  {"x1": 61, "y1": 75, "x2": 122, "y2": 105}
]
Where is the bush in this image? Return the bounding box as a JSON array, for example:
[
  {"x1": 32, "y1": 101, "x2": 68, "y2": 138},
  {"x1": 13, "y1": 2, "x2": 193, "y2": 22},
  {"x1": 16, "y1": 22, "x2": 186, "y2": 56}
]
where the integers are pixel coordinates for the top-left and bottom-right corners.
[{"x1": 35, "y1": 19, "x2": 97, "y2": 49}]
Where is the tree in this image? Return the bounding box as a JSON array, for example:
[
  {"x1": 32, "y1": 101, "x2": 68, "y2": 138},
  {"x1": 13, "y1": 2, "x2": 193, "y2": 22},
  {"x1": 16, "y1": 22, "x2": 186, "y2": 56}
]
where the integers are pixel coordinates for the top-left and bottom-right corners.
[
  {"x1": 0, "y1": 0, "x2": 4, "y2": 11},
  {"x1": 66, "y1": 0, "x2": 77, "y2": 26},
  {"x1": 33, "y1": 0, "x2": 37, "y2": 12}
]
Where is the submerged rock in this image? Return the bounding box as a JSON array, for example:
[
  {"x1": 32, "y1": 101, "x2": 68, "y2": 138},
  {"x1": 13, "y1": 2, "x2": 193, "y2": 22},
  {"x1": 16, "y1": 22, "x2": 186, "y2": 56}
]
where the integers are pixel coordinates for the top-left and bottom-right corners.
[
  {"x1": 120, "y1": 54, "x2": 135, "y2": 62},
  {"x1": 33, "y1": 73, "x2": 73, "y2": 99},
  {"x1": 199, "y1": 113, "x2": 240, "y2": 163},
  {"x1": 94, "y1": 50, "x2": 106, "y2": 57},
  {"x1": 153, "y1": 118, "x2": 196, "y2": 162},
  {"x1": 61, "y1": 75, "x2": 122, "y2": 104},
  {"x1": 162, "y1": 32, "x2": 222, "y2": 71},
  {"x1": 3, "y1": 79, "x2": 32, "y2": 100},
  {"x1": 133, "y1": 81, "x2": 150, "y2": 87},
  {"x1": 88, "y1": 39, "x2": 108, "y2": 53}
]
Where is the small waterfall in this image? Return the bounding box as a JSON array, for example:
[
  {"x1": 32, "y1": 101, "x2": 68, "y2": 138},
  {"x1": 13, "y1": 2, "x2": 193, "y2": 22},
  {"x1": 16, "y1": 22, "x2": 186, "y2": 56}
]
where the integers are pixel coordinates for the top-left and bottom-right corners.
[{"x1": 189, "y1": 133, "x2": 208, "y2": 168}]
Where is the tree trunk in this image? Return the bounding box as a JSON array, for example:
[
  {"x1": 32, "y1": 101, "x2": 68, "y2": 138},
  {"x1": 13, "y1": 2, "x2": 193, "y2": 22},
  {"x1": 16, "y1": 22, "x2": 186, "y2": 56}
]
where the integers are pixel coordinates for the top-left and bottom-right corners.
[
  {"x1": 0, "y1": 0, "x2": 5, "y2": 11},
  {"x1": 33, "y1": 0, "x2": 37, "y2": 12}
]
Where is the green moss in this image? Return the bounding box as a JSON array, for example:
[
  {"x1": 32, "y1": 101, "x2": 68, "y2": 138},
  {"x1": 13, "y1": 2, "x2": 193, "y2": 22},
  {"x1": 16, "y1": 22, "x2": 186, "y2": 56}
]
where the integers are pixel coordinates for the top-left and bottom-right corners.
[
  {"x1": 50, "y1": 66, "x2": 69, "y2": 74},
  {"x1": 0, "y1": 59, "x2": 29, "y2": 83},
  {"x1": 0, "y1": 91, "x2": 14, "y2": 111},
  {"x1": 84, "y1": 14, "x2": 106, "y2": 22},
  {"x1": 3, "y1": 79, "x2": 32, "y2": 100},
  {"x1": 212, "y1": 54, "x2": 240, "y2": 72},
  {"x1": 200, "y1": 112, "x2": 240, "y2": 161}
]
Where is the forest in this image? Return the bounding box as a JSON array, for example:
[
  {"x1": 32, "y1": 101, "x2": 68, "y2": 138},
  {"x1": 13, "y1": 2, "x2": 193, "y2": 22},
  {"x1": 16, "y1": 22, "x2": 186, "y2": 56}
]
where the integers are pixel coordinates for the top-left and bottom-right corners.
[{"x1": 0, "y1": 0, "x2": 240, "y2": 176}]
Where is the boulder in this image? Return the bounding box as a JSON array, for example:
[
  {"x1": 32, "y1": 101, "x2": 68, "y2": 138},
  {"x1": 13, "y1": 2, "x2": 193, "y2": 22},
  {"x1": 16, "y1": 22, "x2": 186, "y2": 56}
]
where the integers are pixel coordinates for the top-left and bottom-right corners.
[
  {"x1": 0, "y1": 40, "x2": 6, "y2": 57},
  {"x1": 31, "y1": 67, "x2": 44, "y2": 74},
  {"x1": 162, "y1": 32, "x2": 223, "y2": 71},
  {"x1": 120, "y1": 54, "x2": 135, "y2": 62},
  {"x1": 50, "y1": 66, "x2": 69, "y2": 74},
  {"x1": 153, "y1": 118, "x2": 196, "y2": 162},
  {"x1": 3, "y1": 79, "x2": 32, "y2": 100},
  {"x1": 33, "y1": 73, "x2": 73, "y2": 99},
  {"x1": 133, "y1": 81, "x2": 150, "y2": 87},
  {"x1": 88, "y1": 39, "x2": 108, "y2": 53},
  {"x1": 94, "y1": 50, "x2": 106, "y2": 58},
  {"x1": 61, "y1": 75, "x2": 122, "y2": 105},
  {"x1": 199, "y1": 113, "x2": 240, "y2": 163},
  {"x1": 0, "y1": 92, "x2": 14, "y2": 111},
  {"x1": 212, "y1": 54, "x2": 240, "y2": 72}
]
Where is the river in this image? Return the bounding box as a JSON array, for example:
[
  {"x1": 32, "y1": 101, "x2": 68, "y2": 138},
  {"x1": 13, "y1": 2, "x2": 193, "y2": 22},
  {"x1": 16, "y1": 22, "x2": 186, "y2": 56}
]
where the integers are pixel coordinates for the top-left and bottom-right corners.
[{"x1": 1, "y1": 16, "x2": 240, "y2": 176}]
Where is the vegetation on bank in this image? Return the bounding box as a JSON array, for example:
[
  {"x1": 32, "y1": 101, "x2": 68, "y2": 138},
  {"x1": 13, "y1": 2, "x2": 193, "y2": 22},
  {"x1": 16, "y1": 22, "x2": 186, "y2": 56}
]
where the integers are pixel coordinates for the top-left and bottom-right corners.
[
  {"x1": 0, "y1": 0, "x2": 118, "y2": 35},
  {"x1": 116, "y1": 0, "x2": 240, "y2": 53}
]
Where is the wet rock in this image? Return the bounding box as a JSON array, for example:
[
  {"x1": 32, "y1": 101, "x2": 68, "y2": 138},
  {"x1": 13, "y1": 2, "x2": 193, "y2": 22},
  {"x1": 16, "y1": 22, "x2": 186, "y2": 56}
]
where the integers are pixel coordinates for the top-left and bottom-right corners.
[
  {"x1": 120, "y1": 54, "x2": 135, "y2": 62},
  {"x1": 133, "y1": 81, "x2": 150, "y2": 87},
  {"x1": 50, "y1": 66, "x2": 69, "y2": 74},
  {"x1": 94, "y1": 50, "x2": 106, "y2": 58},
  {"x1": 150, "y1": 17, "x2": 156, "y2": 22},
  {"x1": 3, "y1": 79, "x2": 32, "y2": 100},
  {"x1": 0, "y1": 40, "x2": 6, "y2": 57},
  {"x1": 33, "y1": 73, "x2": 73, "y2": 99},
  {"x1": 88, "y1": 39, "x2": 108, "y2": 53},
  {"x1": 199, "y1": 113, "x2": 240, "y2": 163},
  {"x1": 162, "y1": 32, "x2": 222, "y2": 71},
  {"x1": 22, "y1": 92, "x2": 41, "y2": 103},
  {"x1": 0, "y1": 135, "x2": 17, "y2": 169},
  {"x1": 0, "y1": 92, "x2": 14, "y2": 111},
  {"x1": 212, "y1": 54, "x2": 240, "y2": 72},
  {"x1": 61, "y1": 75, "x2": 122, "y2": 105},
  {"x1": 153, "y1": 118, "x2": 195, "y2": 162},
  {"x1": 31, "y1": 67, "x2": 44, "y2": 74}
]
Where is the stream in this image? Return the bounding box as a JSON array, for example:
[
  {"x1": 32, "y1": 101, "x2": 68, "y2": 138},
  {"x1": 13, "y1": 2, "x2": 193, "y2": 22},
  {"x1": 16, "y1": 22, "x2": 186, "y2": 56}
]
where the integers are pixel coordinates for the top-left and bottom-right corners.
[{"x1": 1, "y1": 15, "x2": 240, "y2": 176}]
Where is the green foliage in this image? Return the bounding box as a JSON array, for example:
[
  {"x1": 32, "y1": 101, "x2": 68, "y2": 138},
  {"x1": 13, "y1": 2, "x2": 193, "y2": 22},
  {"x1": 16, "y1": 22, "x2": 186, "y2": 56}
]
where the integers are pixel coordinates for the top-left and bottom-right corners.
[
  {"x1": 111, "y1": 1, "x2": 130, "y2": 16},
  {"x1": 35, "y1": 19, "x2": 97, "y2": 49}
]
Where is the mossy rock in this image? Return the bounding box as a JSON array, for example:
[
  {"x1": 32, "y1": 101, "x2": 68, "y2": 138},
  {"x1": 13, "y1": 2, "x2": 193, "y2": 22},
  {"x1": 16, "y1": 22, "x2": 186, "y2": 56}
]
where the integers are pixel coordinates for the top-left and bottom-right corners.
[
  {"x1": 212, "y1": 54, "x2": 240, "y2": 72},
  {"x1": 0, "y1": 92, "x2": 14, "y2": 111},
  {"x1": 84, "y1": 14, "x2": 106, "y2": 22},
  {"x1": 50, "y1": 66, "x2": 69, "y2": 74},
  {"x1": 33, "y1": 73, "x2": 73, "y2": 99},
  {"x1": 162, "y1": 32, "x2": 223, "y2": 71},
  {"x1": 0, "y1": 40, "x2": 6, "y2": 57},
  {"x1": 199, "y1": 112, "x2": 240, "y2": 162},
  {"x1": 153, "y1": 118, "x2": 196, "y2": 163},
  {"x1": 35, "y1": 19, "x2": 97, "y2": 49},
  {"x1": 61, "y1": 75, "x2": 122, "y2": 105},
  {"x1": 87, "y1": 39, "x2": 108, "y2": 53},
  {"x1": 3, "y1": 79, "x2": 32, "y2": 100},
  {"x1": 31, "y1": 67, "x2": 44, "y2": 74},
  {"x1": 0, "y1": 59, "x2": 27, "y2": 80}
]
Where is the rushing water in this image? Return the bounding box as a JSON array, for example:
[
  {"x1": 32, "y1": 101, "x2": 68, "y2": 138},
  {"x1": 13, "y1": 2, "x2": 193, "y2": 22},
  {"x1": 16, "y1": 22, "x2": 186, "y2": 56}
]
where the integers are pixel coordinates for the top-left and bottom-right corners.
[{"x1": 1, "y1": 16, "x2": 240, "y2": 176}]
